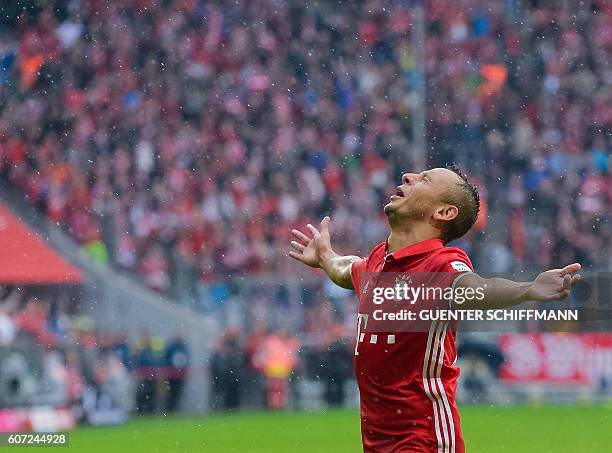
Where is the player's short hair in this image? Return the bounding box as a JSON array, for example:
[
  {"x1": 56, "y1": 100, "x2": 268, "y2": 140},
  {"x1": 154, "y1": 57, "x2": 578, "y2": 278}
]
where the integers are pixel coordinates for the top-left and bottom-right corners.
[{"x1": 439, "y1": 163, "x2": 480, "y2": 243}]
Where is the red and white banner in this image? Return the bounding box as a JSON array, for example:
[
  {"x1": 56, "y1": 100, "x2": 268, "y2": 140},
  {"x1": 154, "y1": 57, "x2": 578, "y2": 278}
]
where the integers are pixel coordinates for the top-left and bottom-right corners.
[
  {"x1": 0, "y1": 407, "x2": 76, "y2": 433},
  {"x1": 499, "y1": 333, "x2": 612, "y2": 385}
]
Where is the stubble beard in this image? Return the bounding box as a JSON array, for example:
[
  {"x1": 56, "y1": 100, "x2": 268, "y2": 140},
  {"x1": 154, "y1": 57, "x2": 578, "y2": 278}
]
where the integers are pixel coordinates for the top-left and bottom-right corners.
[{"x1": 385, "y1": 199, "x2": 430, "y2": 231}]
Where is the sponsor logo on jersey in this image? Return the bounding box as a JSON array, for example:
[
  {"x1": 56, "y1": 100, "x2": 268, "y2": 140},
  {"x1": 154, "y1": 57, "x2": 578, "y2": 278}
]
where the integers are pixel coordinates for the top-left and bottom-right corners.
[{"x1": 450, "y1": 261, "x2": 470, "y2": 272}]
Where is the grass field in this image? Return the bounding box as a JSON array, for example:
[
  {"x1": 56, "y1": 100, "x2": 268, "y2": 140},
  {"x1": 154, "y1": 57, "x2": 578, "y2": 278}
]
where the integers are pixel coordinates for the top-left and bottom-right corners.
[{"x1": 29, "y1": 404, "x2": 612, "y2": 452}]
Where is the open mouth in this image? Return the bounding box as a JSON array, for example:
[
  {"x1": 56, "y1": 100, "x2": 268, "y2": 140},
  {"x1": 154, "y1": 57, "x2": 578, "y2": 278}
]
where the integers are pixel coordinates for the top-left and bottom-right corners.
[{"x1": 390, "y1": 187, "x2": 405, "y2": 200}]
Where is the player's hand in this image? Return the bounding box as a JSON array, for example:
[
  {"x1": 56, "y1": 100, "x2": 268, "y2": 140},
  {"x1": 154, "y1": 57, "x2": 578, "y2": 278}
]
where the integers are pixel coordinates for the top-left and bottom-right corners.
[
  {"x1": 289, "y1": 216, "x2": 334, "y2": 268},
  {"x1": 526, "y1": 263, "x2": 582, "y2": 302}
]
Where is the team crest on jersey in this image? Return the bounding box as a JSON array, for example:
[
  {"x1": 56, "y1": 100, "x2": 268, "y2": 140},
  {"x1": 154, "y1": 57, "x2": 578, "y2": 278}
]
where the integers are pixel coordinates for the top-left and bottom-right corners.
[
  {"x1": 451, "y1": 261, "x2": 470, "y2": 272},
  {"x1": 393, "y1": 273, "x2": 412, "y2": 302}
]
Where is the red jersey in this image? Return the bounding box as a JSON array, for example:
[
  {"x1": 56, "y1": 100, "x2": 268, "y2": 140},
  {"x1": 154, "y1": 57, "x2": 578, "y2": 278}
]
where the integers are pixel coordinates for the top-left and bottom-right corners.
[{"x1": 351, "y1": 238, "x2": 474, "y2": 453}]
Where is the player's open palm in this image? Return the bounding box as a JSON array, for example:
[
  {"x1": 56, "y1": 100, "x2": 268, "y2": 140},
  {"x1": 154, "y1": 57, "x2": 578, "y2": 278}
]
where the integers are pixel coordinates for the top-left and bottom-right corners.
[
  {"x1": 527, "y1": 263, "x2": 582, "y2": 302},
  {"x1": 289, "y1": 216, "x2": 333, "y2": 268}
]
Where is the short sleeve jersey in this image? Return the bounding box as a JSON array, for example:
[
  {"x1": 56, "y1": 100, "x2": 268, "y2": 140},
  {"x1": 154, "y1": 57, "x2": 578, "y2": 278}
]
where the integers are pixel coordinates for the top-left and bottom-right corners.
[{"x1": 350, "y1": 238, "x2": 474, "y2": 453}]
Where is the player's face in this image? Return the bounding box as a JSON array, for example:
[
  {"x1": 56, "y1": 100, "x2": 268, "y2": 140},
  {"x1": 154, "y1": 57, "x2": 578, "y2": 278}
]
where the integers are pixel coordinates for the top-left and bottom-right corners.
[{"x1": 384, "y1": 168, "x2": 461, "y2": 222}]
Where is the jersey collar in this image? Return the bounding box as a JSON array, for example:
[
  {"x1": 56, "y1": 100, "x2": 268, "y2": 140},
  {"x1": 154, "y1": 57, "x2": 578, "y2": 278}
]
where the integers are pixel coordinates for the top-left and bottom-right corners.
[{"x1": 385, "y1": 238, "x2": 444, "y2": 260}]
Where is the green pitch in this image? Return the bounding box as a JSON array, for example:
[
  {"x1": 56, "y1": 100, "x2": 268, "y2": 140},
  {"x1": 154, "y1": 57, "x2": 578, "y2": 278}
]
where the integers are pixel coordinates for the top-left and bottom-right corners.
[{"x1": 32, "y1": 404, "x2": 611, "y2": 452}]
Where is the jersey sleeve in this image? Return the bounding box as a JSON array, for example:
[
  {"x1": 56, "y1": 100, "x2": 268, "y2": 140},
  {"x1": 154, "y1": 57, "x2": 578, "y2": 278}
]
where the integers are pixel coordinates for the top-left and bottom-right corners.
[
  {"x1": 433, "y1": 248, "x2": 476, "y2": 297},
  {"x1": 435, "y1": 248, "x2": 476, "y2": 308},
  {"x1": 350, "y1": 257, "x2": 366, "y2": 293},
  {"x1": 438, "y1": 248, "x2": 474, "y2": 275}
]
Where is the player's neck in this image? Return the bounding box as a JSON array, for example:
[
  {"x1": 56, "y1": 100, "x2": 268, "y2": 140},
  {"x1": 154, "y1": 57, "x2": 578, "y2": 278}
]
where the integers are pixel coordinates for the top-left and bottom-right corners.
[{"x1": 387, "y1": 226, "x2": 440, "y2": 254}]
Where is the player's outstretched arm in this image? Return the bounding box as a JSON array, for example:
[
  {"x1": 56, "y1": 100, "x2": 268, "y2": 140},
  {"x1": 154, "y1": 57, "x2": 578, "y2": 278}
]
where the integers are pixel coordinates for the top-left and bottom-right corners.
[
  {"x1": 454, "y1": 263, "x2": 582, "y2": 310},
  {"x1": 288, "y1": 216, "x2": 360, "y2": 290}
]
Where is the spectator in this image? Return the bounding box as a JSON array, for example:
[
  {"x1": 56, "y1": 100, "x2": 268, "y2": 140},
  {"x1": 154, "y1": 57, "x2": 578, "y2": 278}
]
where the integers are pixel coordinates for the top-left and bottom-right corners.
[
  {"x1": 65, "y1": 350, "x2": 84, "y2": 416},
  {"x1": 134, "y1": 334, "x2": 159, "y2": 414},
  {"x1": 260, "y1": 330, "x2": 299, "y2": 410},
  {"x1": 112, "y1": 332, "x2": 133, "y2": 371},
  {"x1": 39, "y1": 349, "x2": 68, "y2": 406},
  {"x1": 320, "y1": 325, "x2": 352, "y2": 407},
  {"x1": 210, "y1": 329, "x2": 245, "y2": 411},
  {"x1": 164, "y1": 334, "x2": 190, "y2": 412},
  {"x1": 0, "y1": 288, "x2": 19, "y2": 346},
  {"x1": 243, "y1": 321, "x2": 268, "y2": 409}
]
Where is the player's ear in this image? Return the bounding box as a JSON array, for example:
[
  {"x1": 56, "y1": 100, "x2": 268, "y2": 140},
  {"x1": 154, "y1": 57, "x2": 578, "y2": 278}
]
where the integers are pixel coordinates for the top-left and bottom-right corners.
[{"x1": 433, "y1": 204, "x2": 458, "y2": 222}]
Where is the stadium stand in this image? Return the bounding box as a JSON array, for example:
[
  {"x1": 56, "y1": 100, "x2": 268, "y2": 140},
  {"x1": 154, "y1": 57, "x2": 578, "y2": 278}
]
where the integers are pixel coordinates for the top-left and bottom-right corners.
[
  {"x1": 0, "y1": 0, "x2": 609, "y2": 301},
  {"x1": 0, "y1": 0, "x2": 610, "y2": 417}
]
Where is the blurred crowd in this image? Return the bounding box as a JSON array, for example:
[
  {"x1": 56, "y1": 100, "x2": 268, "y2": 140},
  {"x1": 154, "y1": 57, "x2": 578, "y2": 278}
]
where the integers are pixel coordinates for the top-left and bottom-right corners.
[
  {"x1": 0, "y1": 288, "x2": 190, "y2": 418},
  {"x1": 0, "y1": 284, "x2": 354, "y2": 413},
  {"x1": 210, "y1": 324, "x2": 353, "y2": 411},
  {"x1": 0, "y1": 0, "x2": 610, "y2": 302}
]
